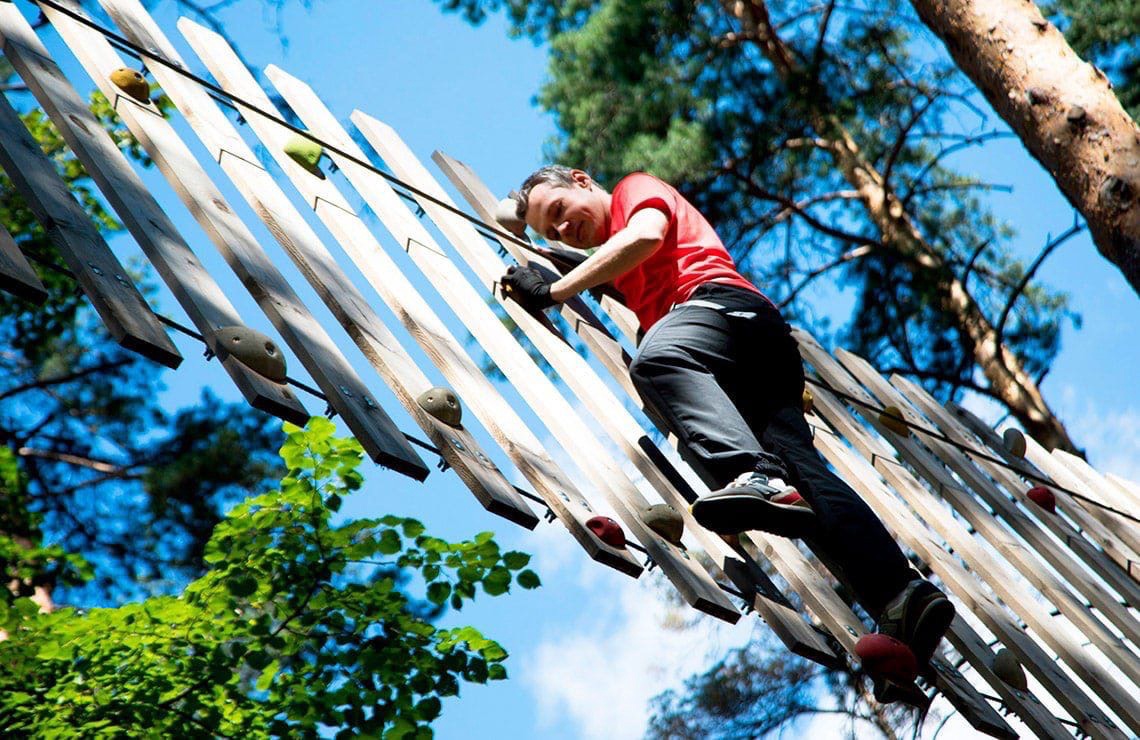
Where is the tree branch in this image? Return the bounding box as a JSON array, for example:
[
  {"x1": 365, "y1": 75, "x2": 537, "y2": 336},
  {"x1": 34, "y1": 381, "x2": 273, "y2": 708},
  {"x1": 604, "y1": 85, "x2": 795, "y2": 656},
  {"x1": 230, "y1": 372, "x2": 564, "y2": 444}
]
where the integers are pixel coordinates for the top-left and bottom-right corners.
[
  {"x1": 779, "y1": 245, "x2": 872, "y2": 307},
  {"x1": 0, "y1": 358, "x2": 132, "y2": 402},
  {"x1": 993, "y1": 215, "x2": 1085, "y2": 350}
]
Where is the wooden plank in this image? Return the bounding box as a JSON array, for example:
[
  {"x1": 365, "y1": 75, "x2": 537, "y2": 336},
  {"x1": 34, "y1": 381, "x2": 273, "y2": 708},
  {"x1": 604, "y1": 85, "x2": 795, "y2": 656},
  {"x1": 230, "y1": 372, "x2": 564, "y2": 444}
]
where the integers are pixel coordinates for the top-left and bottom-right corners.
[
  {"x1": 41, "y1": 0, "x2": 426, "y2": 479},
  {"x1": 265, "y1": 71, "x2": 736, "y2": 623},
  {"x1": 1024, "y1": 439, "x2": 1140, "y2": 570},
  {"x1": 835, "y1": 351, "x2": 1140, "y2": 689},
  {"x1": 0, "y1": 222, "x2": 48, "y2": 304},
  {"x1": 424, "y1": 151, "x2": 1026, "y2": 723},
  {"x1": 806, "y1": 409, "x2": 1089, "y2": 739},
  {"x1": 1, "y1": 3, "x2": 306, "y2": 425},
  {"x1": 0, "y1": 83, "x2": 179, "y2": 368},
  {"x1": 951, "y1": 403, "x2": 1140, "y2": 586},
  {"x1": 889, "y1": 374, "x2": 1140, "y2": 612},
  {"x1": 172, "y1": 32, "x2": 640, "y2": 575},
  {"x1": 149, "y1": 18, "x2": 537, "y2": 529},
  {"x1": 1053, "y1": 449, "x2": 1140, "y2": 523},
  {"x1": 795, "y1": 329, "x2": 1134, "y2": 737}
]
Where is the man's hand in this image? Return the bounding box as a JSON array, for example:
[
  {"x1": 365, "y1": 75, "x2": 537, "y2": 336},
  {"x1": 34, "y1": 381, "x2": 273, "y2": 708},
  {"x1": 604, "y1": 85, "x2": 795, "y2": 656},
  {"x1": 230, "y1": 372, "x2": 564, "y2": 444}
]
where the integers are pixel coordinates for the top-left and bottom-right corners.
[{"x1": 500, "y1": 264, "x2": 559, "y2": 312}]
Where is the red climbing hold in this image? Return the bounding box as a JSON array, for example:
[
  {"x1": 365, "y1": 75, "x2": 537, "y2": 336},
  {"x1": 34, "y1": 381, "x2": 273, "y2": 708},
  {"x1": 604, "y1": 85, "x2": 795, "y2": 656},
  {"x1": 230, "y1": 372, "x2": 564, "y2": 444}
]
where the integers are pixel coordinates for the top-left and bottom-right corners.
[
  {"x1": 586, "y1": 516, "x2": 627, "y2": 549},
  {"x1": 855, "y1": 633, "x2": 919, "y2": 684},
  {"x1": 1026, "y1": 486, "x2": 1056, "y2": 513}
]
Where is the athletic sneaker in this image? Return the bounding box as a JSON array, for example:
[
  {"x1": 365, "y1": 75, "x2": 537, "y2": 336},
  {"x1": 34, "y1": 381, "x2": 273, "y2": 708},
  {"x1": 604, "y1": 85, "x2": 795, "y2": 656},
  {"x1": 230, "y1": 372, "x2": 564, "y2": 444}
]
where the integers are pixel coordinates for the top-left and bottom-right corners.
[
  {"x1": 878, "y1": 579, "x2": 956, "y2": 668},
  {"x1": 690, "y1": 471, "x2": 816, "y2": 538}
]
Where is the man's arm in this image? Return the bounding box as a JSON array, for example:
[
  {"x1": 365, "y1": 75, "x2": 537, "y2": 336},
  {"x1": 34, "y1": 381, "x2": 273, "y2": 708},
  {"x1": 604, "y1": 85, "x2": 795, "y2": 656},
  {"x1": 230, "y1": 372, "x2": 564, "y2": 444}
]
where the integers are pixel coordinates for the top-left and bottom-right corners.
[{"x1": 548, "y1": 208, "x2": 669, "y2": 302}]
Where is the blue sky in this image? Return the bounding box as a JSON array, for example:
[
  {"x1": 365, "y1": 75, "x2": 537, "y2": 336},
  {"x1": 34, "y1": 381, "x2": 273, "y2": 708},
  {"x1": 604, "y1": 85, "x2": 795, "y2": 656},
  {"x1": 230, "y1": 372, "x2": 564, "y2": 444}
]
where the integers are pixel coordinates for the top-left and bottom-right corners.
[{"x1": 17, "y1": 0, "x2": 1140, "y2": 737}]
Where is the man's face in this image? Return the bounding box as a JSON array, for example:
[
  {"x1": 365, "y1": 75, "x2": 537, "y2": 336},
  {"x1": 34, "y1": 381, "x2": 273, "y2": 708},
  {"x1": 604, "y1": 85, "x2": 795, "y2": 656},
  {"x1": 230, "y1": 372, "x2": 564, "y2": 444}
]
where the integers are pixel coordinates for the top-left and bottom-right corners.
[{"x1": 524, "y1": 170, "x2": 609, "y2": 249}]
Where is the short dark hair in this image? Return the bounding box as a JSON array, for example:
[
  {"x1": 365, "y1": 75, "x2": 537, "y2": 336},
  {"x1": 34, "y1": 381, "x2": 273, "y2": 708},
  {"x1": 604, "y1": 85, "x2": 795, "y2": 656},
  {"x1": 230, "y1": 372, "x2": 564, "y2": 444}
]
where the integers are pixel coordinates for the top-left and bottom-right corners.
[{"x1": 515, "y1": 165, "x2": 579, "y2": 221}]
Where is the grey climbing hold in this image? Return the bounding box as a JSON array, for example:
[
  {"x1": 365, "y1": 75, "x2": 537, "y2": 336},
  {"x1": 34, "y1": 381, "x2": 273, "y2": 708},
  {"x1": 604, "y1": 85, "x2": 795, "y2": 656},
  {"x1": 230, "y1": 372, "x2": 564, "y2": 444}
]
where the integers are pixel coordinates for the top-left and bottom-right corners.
[
  {"x1": 993, "y1": 648, "x2": 1028, "y2": 692},
  {"x1": 110, "y1": 67, "x2": 150, "y2": 104},
  {"x1": 642, "y1": 503, "x2": 684, "y2": 545},
  {"x1": 1002, "y1": 428, "x2": 1026, "y2": 458},
  {"x1": 283, "y1": 134, "x2": 325, "y2": 178},
  {"x1": 417, "y1": 386, "x2": 462, "y2": 427},
  {"x1": 212, "y1": 325, "x2": 287, "y2": 382},
  {"x1": 494, "y1": 196, "x2": 527, "y2": 238}
]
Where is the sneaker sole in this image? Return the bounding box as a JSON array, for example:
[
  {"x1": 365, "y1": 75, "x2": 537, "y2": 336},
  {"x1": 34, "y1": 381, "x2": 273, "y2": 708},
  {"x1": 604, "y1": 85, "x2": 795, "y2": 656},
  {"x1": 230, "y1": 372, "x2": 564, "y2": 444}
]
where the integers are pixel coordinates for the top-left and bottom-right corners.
[
  {"x1": 907, "y1": 596, "x2": 956, "y2": 667},
  {"x1": 690, "y1": 491, "x2": 816, "y2": 538}
]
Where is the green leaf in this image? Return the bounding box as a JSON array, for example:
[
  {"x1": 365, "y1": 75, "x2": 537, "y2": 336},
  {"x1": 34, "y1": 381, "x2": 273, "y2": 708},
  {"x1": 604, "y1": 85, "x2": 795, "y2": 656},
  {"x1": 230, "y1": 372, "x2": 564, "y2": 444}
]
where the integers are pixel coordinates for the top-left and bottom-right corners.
[
  {"x1": 414, "y1": 696, "x2": 442, "y2": 722},
  {"x1": 502, "y1": 551, "x2": 531, "y2": 570},
  {"x1": 482, "y1": 567, "x2": 511, "y2": 596},
  {"x1": 426, "y1": 582, "x2": 451, "y2": 606},
  {"x1": 327, "y1": 493, "x2": 342, "y2": 512},
  {"x1": 255, "y1": 659, "x2": 279, "y2": 691},
  {"x1": 225, "y1": 574, "x2": 258, "y2": 598},
  {"x1": 377, "y1": 529, "x2": 402, "y2": 555},
  {"x1": 517, "y1": 570, "x2": 541, "y2": 589}
]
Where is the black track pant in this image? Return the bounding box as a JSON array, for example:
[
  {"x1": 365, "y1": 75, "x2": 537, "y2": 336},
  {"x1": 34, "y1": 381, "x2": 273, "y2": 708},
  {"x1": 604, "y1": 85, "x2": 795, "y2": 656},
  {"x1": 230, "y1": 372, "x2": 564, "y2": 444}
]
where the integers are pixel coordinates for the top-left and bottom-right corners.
[{"x1": 629, "y1": 282, "x2": 914, "y2": 615}]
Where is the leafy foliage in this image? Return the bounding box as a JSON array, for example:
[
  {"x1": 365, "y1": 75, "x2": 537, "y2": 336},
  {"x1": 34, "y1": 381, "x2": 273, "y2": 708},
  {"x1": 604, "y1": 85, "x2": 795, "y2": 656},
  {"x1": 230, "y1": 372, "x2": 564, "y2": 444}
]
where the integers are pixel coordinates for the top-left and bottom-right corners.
[{"x1": 0, "y1": 418, "x2": 539, "y2": 737}]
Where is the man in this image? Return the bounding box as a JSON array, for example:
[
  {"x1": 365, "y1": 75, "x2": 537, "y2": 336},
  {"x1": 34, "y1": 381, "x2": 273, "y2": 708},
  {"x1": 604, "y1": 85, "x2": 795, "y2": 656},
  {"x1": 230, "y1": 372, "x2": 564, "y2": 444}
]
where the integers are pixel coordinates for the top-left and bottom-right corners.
[{"x1": 498, "y1": 165, "x2": 954, "y2": 688}]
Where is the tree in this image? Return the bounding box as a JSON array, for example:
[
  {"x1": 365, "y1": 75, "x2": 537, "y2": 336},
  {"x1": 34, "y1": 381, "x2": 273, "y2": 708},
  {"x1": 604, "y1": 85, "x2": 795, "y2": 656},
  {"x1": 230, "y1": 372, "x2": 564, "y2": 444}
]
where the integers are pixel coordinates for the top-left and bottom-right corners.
[
  {"x1": 1047, "y1": 0, "x2": 1140, "y2": 121},
  {"x1": 648, "y1": 632, "x2": 917, "y2": 740},
  {"x1": 907, "y1": 0, "x2": 1140, "y2": 299},
  {"x1": 0, "y1": 418, "x2": 540, "y2": 737},
  {"x1": 1, "y1": 72, "x2": 285, "y2": 608},
  {"x1": 433, "y1": 0, "x2": 1083, "y2": 453}
]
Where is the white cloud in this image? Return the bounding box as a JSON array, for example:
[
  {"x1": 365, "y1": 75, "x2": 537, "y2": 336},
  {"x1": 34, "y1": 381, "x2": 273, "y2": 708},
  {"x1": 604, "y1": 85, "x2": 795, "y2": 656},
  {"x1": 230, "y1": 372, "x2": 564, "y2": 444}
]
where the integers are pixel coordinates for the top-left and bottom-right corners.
[
  {"x1": 521, "y1": 568, "x2": 755, "y2": 740},
  {"x1": 1056, "y1": 387, "x2": 1140, "y2": 483}
]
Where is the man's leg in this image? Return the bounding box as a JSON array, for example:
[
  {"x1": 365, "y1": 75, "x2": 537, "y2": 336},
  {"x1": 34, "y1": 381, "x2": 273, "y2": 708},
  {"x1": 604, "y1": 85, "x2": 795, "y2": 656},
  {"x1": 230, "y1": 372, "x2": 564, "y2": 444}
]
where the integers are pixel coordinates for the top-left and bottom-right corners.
[{"x1": 760, "y1": 405, "x2": 915, "y2": 615}]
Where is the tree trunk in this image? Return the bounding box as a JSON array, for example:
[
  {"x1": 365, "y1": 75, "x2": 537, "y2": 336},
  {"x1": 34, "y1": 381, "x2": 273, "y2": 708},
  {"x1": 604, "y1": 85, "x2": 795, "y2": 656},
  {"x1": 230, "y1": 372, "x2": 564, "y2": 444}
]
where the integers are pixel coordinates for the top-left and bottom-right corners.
[
  {"x1": 909, "y1": 0, "x2": 1140, "y2": 298},
  {"x1": 724, "y1": 0, "x2": 1080, "y2": 452}
]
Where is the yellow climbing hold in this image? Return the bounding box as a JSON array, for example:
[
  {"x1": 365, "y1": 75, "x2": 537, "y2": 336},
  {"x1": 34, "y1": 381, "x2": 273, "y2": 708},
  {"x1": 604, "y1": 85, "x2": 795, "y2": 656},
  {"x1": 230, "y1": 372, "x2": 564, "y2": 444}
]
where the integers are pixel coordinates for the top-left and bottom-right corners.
[
  {"x1": 283, "y1": 134, "x2": 325, "y2": 177},
  {"x1": 878, "y1": 405, "x2": 910, "y2": 436},
  {"x1": 109, "y1": 67, "x2": 150, "y2": 103},
  {"x1": 802, "y1": 388, "x2": 814, "y2": 414}
]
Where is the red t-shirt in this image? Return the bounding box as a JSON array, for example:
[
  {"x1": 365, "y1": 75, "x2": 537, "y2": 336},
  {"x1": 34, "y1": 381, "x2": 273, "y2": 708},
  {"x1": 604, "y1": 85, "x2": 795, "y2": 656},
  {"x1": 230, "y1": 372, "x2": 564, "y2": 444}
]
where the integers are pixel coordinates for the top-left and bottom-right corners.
[{"x1": 609, "y1": 173, "x2": 768, "y2": 331}]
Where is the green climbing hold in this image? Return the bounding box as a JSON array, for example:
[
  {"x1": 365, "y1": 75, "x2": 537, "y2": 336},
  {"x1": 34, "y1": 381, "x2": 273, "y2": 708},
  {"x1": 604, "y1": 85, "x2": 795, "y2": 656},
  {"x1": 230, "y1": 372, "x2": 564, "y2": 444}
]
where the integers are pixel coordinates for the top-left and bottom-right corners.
[
  {"x1": 283, "y1": 134, "x2": 325, "y2": 177},
  {"x1": 212, "y1": 325, "x2": 287, "y2": 382},
  {"x1": 109, "y1": 67, "x2": 150, "y2": 104},
  {"x1": 417, "y1": 387, "x2": 462, "y2": 427},
  {"x1": 1002, "y1": 428, "x2": 1027, "y2": 458},
  {"x1": 642, "y1": 503, "x2": 684, "y2": 545},
  {"x1": 993, "y1": 648, "x2": 1028, "y2": 691}
]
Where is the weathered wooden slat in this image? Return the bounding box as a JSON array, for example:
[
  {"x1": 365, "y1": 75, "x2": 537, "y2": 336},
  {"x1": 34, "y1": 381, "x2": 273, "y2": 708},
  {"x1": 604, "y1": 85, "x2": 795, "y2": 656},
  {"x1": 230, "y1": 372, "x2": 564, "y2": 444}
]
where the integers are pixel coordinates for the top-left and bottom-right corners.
[
  {"x1": 805, "y1": 405, "x2": 1089, "y2": 739},
  {"x1": 3, "y1": 3, "x2": 307, "y2": 424},
  {"x1": 0, "y1": 75, "x2": 179, "y2": 368},
  {"x1": 836, "y1": 351, "x2": 1140, "y2": 691},
  {"x1": 1053, "y1": 449, "x2": 1140, "y2": 523},
  {"x1": 361, "y1": 121, "x2": 854, "y2": 662},
  {"x1": 890, "y1": 373, "x2": 1140, "y2": 611},
  {"x1": 951, "y1": 402, "x2": 1140, "y2": 584},
  {"x1": 41, "y1": 0, "x2": 426, "y2": 479},
  {"x1": 796, "y1": 329, "x2": 1133, "y2": 737},
  {"x1": 172, "y1": 39, "x2": 639, "y2": 574},
  {"x1": 160, "y1": 18, "x2": 537, "y2": 529},
  {"x1": 426, "y1": 152, "x2": 1027, "y2": 724},
  {"x1": 0, "y1": 221, "x2": 47, "y2": 304},
  {"x1": 1024, "y1": 438, "x2": 1140, "y2": 565},
  {"x1": 264, "y1": 73, "x2": 735, "y2": 622}
]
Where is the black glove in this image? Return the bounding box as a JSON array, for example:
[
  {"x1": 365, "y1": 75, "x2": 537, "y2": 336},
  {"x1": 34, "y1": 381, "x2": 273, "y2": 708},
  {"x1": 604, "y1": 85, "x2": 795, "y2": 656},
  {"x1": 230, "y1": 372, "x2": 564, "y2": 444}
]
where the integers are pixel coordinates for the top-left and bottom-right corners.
[{"x1": 500, "y1": 264, "x2": 559, "y2": 312}]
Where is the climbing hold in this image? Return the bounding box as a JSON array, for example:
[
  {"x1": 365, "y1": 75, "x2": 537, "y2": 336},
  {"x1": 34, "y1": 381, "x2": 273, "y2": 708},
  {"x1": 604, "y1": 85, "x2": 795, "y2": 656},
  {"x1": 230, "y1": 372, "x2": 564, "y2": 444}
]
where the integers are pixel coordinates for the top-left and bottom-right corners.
[
  {"x1": 494, "y1": 196, "x2": 527, "y2": 238},
  {"x1": 802, "y1": 388, "x2": 814, "y2": 414},
  {"x1": 878, "y1": 405, "x2": 910, "y2": 436},
  {"x1": 283, "y1": 134, "x2": 325, "y2": 177},
  {"x1": 1002, "y1": 428, "x2": 1027, "y2": 458},
  {"x1": 1026, "y1": 486, "x2": 1056, "y2": 513},
  {"x1": 212, "y1": 326, "x2": 286, "y2": 382},
  {"x1": 642, "y1": 504, "x2": 683, "y2": 545},
  {"x1": 586, "y1": 515, "x2": 626, "y2": 549},
  {"x1": 993, "y1": 648, "x2": 1028, "y2": 691},
  {"x1": 109, "y1": 67, "x2": 150, "y2": 103},
  {"x1": 416, "y1": 387, "x2": 462, "y2": 427},
  {"x1": 854, "y1": 633, "x2": 918, "y2": 684}
]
